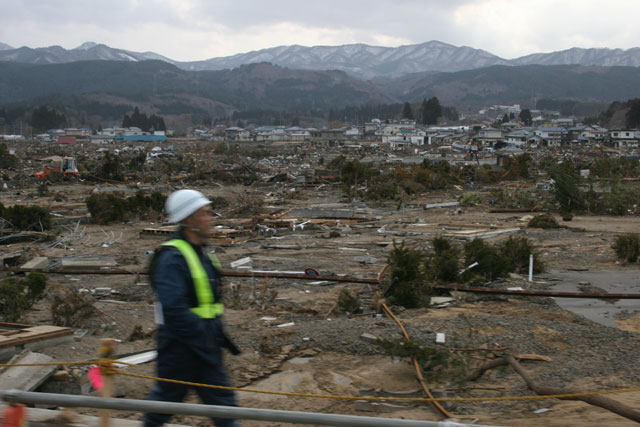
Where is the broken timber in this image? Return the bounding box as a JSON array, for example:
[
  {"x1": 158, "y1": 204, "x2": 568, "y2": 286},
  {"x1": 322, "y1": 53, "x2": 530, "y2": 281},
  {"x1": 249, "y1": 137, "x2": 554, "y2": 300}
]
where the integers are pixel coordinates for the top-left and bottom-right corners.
[{"x1": 0, "y1": 323, "x2": 73, "y2": 362}]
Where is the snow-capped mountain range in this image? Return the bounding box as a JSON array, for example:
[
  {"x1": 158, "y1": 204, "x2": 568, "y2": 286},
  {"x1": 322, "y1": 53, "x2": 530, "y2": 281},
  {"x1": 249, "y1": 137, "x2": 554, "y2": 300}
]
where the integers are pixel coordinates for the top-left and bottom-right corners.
[{"x1": 1, "y1": 40, "x2": 639, "y2": 79}]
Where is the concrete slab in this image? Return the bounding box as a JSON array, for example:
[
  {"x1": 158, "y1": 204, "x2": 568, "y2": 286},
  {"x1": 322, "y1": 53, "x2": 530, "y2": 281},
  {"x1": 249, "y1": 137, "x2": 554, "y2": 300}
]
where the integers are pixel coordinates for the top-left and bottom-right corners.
[
  {"x1": 20, "y1": 257, "x2": 49, "y2": 270},
  {"x1": 61, "y1": 258, "x2": 117, "y2": 269},
  {"x1": 544, "y1": 269, "x2": 640, "y2": 328},
  {"x1": 0, "y1": 352, "x2": 57, "y2": 391}
]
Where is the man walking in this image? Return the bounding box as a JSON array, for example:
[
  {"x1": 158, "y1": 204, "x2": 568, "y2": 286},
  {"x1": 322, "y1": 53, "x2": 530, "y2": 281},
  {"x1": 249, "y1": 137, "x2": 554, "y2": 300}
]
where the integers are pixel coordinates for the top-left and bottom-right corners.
[{"x1": 144, "y1": 189, "x2": 239, "y2": 427}]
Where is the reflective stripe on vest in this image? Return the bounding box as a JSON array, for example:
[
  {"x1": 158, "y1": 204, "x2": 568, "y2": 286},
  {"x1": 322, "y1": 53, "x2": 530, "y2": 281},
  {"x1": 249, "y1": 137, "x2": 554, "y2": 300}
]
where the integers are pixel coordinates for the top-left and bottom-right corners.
[{"x1": 162, "y1": 239, "x2": 224, "y2": 319}]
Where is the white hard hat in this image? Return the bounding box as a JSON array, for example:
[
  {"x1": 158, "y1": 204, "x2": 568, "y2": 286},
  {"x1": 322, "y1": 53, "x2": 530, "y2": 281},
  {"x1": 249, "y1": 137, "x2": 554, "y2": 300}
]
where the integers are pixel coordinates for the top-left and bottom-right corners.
[{"x1": 165, "y1": 189, "x2": 211, "y2": 224}]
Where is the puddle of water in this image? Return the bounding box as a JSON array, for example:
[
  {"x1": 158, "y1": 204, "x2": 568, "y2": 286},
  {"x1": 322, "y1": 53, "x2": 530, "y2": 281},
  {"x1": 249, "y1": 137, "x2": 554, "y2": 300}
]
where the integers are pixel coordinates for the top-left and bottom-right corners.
[{"x1": 544, "y1": 270, "x2": 640, "y2": 328}]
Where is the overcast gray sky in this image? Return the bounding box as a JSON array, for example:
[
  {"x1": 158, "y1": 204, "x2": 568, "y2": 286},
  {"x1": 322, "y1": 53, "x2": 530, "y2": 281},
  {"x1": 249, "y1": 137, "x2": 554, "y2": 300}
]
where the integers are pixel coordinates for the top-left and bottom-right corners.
[{"x1": 1, "y1": 0, "x2": 639, "y2": 61}]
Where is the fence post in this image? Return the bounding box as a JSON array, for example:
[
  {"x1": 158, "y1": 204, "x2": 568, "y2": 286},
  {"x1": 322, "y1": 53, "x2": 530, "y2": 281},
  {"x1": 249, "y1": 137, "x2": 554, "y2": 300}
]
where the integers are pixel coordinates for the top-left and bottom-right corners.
[{"x1": 98, "y1": 338, "x2": 116, "y2": 427}]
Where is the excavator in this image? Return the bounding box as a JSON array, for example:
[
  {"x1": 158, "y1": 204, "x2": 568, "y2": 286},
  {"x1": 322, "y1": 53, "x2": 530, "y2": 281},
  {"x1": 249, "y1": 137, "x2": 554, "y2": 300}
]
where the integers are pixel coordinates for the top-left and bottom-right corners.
[{"x1": 35, "y1": 156, "x2": 79, "y2": 179}]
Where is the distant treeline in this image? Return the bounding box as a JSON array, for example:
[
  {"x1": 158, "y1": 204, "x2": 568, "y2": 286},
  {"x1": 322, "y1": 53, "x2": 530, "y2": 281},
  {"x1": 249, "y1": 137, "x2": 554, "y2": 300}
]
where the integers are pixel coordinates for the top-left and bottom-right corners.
[
  {"x1": 122, "y1": 107, "x2": 166, "y2": 131},
  {"x1": 328, "y1": 98, "x2": 458, "y2": 125},
  {"x1": 535, "y1": 98, "x2": 606, "y2": 117}
]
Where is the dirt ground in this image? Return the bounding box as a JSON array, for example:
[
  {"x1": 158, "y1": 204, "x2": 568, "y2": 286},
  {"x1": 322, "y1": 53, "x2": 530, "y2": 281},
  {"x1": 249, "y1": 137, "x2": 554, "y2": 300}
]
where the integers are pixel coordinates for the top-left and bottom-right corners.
[{"x1": 2, "y1": 153, "x2": 640, "y2": 426}]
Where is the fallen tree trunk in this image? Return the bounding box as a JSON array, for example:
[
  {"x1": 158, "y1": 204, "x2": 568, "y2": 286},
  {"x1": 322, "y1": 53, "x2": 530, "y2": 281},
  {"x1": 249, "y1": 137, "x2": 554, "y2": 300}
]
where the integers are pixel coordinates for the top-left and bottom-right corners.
[
  {"x1": 504, "y1": 356, "x2": 640, "y2": 423},
  {"x1": 463, "y1": 358, "x2": 509, "y2": 382}
]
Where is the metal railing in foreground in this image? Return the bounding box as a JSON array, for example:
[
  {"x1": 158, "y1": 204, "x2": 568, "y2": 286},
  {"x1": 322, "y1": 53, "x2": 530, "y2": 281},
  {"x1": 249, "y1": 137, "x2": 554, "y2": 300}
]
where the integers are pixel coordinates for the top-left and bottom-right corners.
[{"x1": 1, "y1": 390, "x2": 501, "y2": 427}]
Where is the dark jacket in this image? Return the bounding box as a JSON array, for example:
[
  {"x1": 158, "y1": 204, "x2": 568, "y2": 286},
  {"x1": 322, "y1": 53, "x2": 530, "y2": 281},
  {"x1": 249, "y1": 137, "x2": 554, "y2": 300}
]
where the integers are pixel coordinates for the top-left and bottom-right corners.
[{"x1": 151, "y1": 231, "x2": 239, "y2": 365}]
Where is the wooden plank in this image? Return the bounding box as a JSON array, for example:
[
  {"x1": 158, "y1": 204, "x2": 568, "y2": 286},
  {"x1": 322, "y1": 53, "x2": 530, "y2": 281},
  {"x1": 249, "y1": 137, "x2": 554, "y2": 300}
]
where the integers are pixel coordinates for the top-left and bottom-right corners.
[
  {"x1": 0, "y1": 326, "x2": 73, "y2": 349},
  {"x1": 0, "y1": 352, "x2": 57, "y2": 391}
]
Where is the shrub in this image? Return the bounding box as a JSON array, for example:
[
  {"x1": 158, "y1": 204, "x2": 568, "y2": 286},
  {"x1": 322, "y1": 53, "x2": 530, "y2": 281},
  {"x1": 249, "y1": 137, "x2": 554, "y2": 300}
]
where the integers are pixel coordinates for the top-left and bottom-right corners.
[
  {"x1": 463, "y1": 238, "x2": 511, "y2": 280},
  {"x1": 366, "y1": 181, "x2": 399, "y2": 201},
  {"x1": 86, "y1": 191, "x2": 166, "y2": 224},
  {"x1": 499, "y1": 236, "x2": 545, "y2": 274},
  {"x1": 376, "y1": 339, "x2": 464, "y2": 382},
  {"x1": 340, "y1": 160, "x2": 374, "y2": 196},
  {"x1": 593, "y1": 182, "x2": 640, "y2": 216},
  {"x1": 96, "y1": 152, "x2": 123, "y2": 181},
  {"x1": 85, "y1": 193, "x2": 126, "y2": 224},
  {"x1": 474, "y1": 165, "x2": 502, "y2": 184},
  {"x1": 50, "y1": 288, "x2": 96, "y2": 327},
  {"x1": 24, "y1": 272, "x2": 47, "y2": 305},
  {"x1": 614, "y1": 234, "x2": 640, "y2": 263},
  {"x1": 0, "y1": 143, "x2": 18, "y2": 169},
  {"x1": 37, "y1": 182, "x2": 49, "y2": 197},
  {"x1": 337, "y1": 289, "x2": 361, "y2": 314},
  {"x1": 548, "y1": 167, "x2": 587, "y2": 212},
  {"x1": 460, "y1": 193, "x2": 482, "y2": 206},
  {"x1": 0, "y1": 203, "x2": 51, "y2": 231},
  {"x1": 428, "y1": 237, "x2": 460, "y2": 283},
  {"x1": 0, "y1": 273, "x2": 47, "y2": 322},
  {"x1": 385, "y1": 242, "x2": 429, "y2": 308}
]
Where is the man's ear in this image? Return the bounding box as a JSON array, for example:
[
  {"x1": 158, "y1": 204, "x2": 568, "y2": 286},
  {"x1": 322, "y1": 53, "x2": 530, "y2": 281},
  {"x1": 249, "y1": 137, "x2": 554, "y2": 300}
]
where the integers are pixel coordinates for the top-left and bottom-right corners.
[{"x1": 181, "y1": 215, "x2": 194, "y2": 228}]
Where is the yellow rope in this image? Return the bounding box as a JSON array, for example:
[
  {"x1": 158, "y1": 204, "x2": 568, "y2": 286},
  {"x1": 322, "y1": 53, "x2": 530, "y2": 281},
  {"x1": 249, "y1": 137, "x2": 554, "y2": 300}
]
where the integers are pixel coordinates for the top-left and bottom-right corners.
[
  {"x1": 111, "y1": 369, "x2": 640, "y2": 403},
  {"x1": 3, "y1": 359, "x2": 640, "y2": 403}
]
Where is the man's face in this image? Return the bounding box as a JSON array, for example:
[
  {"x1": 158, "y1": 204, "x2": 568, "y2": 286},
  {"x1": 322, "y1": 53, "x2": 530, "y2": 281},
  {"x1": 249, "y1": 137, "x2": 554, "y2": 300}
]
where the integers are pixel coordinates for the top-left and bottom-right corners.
[{"x1": 187, "y1": 205, "x2": 213, "y2": 237}]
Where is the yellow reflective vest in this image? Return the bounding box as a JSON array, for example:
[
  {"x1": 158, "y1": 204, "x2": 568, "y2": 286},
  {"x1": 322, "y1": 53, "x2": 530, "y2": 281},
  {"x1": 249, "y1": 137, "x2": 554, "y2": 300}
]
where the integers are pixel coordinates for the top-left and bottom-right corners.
[{"x1": 162, "y1": 239, "x2": 224, "y2": 319}]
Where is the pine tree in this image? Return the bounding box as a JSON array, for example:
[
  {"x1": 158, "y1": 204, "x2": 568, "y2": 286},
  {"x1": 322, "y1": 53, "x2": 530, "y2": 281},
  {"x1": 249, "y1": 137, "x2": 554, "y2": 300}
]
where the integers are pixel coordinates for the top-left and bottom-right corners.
[
  {"x1": 519, "y1": 109, "x2": 532, "y2": 126},
  {"x1": 625, "y1": 99, "x2": 640, "y2": 128},
  {"x1": 421, "y1": 97, "x2": 442, "y2": 125},
  {"x1": 402, "y1": 102, "x2": 413, "y2": 120}
]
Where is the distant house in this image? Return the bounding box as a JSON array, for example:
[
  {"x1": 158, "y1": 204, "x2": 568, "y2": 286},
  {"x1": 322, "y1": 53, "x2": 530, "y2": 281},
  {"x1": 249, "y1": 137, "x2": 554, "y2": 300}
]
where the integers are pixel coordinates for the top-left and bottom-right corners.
[
  {"x1": 504, "y1": 129, "x2": 531, "y2": 147},
  {"x1": 580, "y1": 126, "x2": 607, "y2": 141},
  {"x1": 225, "y1": 127, "x2": 252, "y2": 142},
  {"x1": 534, "y1": 127, "x2": 565, "y2": 146},
  {"x1": 607, "y1": 130, "x2": 638, "y2": 148},
  {"x1": 344, "y1": 127, "x2": 361, "y2": 140},
  {"x1": 254, "y1": 126, "x2": 286, "y2": 142},
  {"x1": 310, "y1": 129, "x2": 347, "y2": 146},
  {"x1": 526, "y1": 135, "x2": 545, "y2": 148},
  {"x1": 364, "y1": 122, "x2": 379, "y2": 134},
  {"x1": 64, "y1": 128, "x2": 90, "y2": 137},
  {"x1": 285, "y1": 127, "x2": 311, "y2": 141},
  {"x1": 475, "y1": 127, "x2": 504, "y2": 146},
  {"x1": 553, "y1": 117, "x2": 575, "y2": 127}
]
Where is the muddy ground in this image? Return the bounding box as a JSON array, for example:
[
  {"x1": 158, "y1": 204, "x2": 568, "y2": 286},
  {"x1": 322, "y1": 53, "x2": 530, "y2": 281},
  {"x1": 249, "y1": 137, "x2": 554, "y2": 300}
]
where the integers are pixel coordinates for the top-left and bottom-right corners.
[{"x1": 2, "y1": 163, "x2": 640, "y2": 426}]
